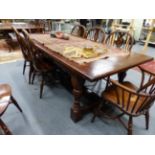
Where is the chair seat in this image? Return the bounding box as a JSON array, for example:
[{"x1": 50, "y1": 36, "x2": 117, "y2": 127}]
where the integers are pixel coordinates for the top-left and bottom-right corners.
[
  {"x1": 0, "y1": 84, "x2": 11, "y2": 98},
  {"x1": 34, "y1": 59, "x2": 53, "y2": 72},
  {"x1": 35, "y1": 63, "x2": 52, "y2": 72},
  {"x1": 102, "y1": 81, "x2": 146, "y2": 114}
]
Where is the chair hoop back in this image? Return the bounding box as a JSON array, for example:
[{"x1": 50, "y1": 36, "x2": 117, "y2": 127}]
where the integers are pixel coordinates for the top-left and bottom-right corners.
[
  {"x1": 12, "y1": 27, "x2": 31, "y2": 60},
  {"x1": 105, "y1": 30, "x2": 134, "y2": 51},
  {"x1": 86, "y1": 26, "x2": 106, "y2": 43},
  {"x1": 71, "y1": 24, "x2": 86, "y2": 38}
]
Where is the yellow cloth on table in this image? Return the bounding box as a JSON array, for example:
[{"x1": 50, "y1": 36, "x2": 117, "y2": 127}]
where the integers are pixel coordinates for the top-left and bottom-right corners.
[
  {"x1": 63, "y1": 47, "x2": 83, "y2": 58},
  {"x1": 63, "y1": 46, "x2": 103, "y2": 59}
]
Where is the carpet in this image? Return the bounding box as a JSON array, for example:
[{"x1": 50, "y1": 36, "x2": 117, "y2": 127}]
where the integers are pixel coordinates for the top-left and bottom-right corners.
[{"x1": 0, "y1": 60, "x2": 155, "y2": 135}]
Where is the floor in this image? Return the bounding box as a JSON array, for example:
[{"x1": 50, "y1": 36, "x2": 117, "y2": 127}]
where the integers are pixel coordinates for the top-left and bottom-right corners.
[{"x1": 0, "y1": 42, "x2": 155, "y2": 135}]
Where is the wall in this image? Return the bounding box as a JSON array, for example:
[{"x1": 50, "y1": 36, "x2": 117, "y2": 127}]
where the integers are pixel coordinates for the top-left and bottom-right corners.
[{"x1": 133, "y1": 19, "x2": 144, "y2": 41}]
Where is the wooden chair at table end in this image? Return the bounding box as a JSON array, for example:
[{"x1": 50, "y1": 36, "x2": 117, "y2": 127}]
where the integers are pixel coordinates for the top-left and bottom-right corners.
[
  {"x1": 86, "y1": 26, "x2": 106, "y2": 43},
  {"x1": 92, "y1": 66, "x2": 155, "y2": 135},
  {"x1": 0, "y1": 84, "x2": 22, "y2": 135},
  {"x1": 71, "y1": 24, "x2": 86, "y2": 38},
  {"x1": 105, "y1": 30, "x2": 134, "y2": 51}
]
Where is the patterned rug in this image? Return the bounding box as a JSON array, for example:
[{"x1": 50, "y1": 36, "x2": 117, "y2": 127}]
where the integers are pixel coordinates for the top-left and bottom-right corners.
[
  {"x1": 0, "y1": 51, "x2": 23, "y2": 64},
  {"x1": 0, "y1": 39, "x2": 23, "y2": 64},
  {"x1": 0, "y1": 38, "x2": 154, "y2": 72}
]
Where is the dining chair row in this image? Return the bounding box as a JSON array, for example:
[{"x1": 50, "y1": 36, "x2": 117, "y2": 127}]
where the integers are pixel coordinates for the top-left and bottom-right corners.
[{"x1": 71, "y1": 24, "x2": 134, "y2": 51}]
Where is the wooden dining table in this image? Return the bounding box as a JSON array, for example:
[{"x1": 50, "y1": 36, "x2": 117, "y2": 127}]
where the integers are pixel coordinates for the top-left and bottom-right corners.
[{"x1": 30, "y1": 33, "x2": 153, "y2": 122}]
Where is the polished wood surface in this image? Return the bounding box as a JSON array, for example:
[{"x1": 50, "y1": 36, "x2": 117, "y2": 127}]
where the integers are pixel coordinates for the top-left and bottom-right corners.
[
  {"x1": 105, "y1": 30, "x2": 134, "y2": 51},
  {"x1": 29, "y1": 33, "x2": 153, "y2": 122},
  {"x1": 86, "y1": 27, "x2": 106, "y2": 43},
  {"x1": 30, "y1": 34, "x2": 153, "y2": 82}
]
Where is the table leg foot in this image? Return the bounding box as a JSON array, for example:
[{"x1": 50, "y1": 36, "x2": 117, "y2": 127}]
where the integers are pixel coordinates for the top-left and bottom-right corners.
[
  {"x1": 71, "y1": 75, "x2": 83, "y2": 122},
  {"x1": 71, "y1": 108, "x2": 82, "y2": 122}
]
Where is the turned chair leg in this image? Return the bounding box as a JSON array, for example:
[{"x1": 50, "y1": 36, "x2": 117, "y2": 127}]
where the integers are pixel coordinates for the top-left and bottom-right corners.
[
  {"x1": 23, "y1": 60, "x2": 26, "y2": 75},
  {"x1": 0, "y1": 119, "x2": 12, "y2": 135},
  {"x1": 31, "y1": 72, "x2": 36, "y2": 84},
  {"x1": 10, "y1": 96, "x2": 22, "y2": 113},
  {"x1": 91, "y1": 103, "x2": 102, "y2": 123},
  {"x1": 145, "y1": 111, "x2": 149, "y2": 130},
  {"x1": 40, "y1": 75, "x2": 45, "y2": 99},
  {"x1": 91, "y1": 110, "x2": 98, "y2": 123},
  {"x1": 128, "y1": 116, "x2": 133, "y2": 135},
  {"x1": 28, "y1": 65, "x2": 33, "y2": 84}
]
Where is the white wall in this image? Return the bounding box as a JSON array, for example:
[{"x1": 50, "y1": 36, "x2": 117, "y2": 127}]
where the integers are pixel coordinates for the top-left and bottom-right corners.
[{"x1": 133, "y1": 19, "x2": 144, "y2": 41}]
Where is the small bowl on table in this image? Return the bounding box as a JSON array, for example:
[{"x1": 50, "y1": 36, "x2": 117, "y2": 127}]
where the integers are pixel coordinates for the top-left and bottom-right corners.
[{"x1": 54, "y1": 32, "x2": 70, "y2": 40}]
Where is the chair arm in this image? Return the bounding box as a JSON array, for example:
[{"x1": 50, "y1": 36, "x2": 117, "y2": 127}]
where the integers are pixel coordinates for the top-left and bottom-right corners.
[
  {"x1": 110, "y1": 79, "x2": 151, "y2": 97},
  {"x1": 138, "y1": 66, "x2": 155, "y2": 91},
  {"x1": 137, "y1": 77, "x2": 155, "y2": 93},
  {"x1": 110, "y1": 79, "x2": 137, "y2": 94}
]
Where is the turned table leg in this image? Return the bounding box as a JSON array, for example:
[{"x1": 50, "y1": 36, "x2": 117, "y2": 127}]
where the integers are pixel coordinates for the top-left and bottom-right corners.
[
  {"x1": 118, "y1": 71, "x2": 127, "y2": 83},
  {"x1": 128, "y1": 116, "x2": 133, "y2": 135},
  {"x1": 70, "y1": 74, "x2": 84, "y2": 122}
]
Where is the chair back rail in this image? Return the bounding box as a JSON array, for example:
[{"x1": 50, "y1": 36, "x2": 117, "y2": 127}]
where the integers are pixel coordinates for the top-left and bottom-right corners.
[
  {"x1": 105, "y1": 30, "x2": 134, "y2": 51},
  {"x1": 71, "y1": 24, "x2": 86, "y2": 38},
  {"x1": 86, "y1": 27, "x2": 106, "y2": 43},
  {"x1": 106, "y1": 77, "x2": 155, "y2": 115}
]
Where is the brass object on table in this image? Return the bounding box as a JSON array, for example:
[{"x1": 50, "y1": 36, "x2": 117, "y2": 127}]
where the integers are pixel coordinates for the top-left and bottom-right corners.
[{"x1": 63, "y1": 46, "x2": 107, "y2": 59}]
